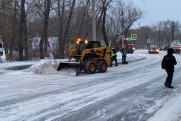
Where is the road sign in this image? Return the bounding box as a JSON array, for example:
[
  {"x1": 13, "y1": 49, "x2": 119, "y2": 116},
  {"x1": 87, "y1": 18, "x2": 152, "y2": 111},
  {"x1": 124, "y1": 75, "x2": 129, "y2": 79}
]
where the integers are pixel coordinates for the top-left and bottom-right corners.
[
  {"x1": 147, "y1": 39, "x2": 151, "y2": 43},
  {"x1": 131, "y1": 34, "x2": 137, "y2": 40}
]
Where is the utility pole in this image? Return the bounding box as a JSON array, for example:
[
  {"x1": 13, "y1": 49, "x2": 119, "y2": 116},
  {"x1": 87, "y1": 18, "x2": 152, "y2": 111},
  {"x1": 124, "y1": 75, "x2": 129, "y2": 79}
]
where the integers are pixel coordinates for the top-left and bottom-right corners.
[
  {"x1": 159, "y1": 28, "x2": 160, "y2": 47},
  {"x1": 172, "y1": 21, "x2": 174, "y2": 41},
  {"x1": 92, "y1": 0, "x2": 96, "y2": 41}
]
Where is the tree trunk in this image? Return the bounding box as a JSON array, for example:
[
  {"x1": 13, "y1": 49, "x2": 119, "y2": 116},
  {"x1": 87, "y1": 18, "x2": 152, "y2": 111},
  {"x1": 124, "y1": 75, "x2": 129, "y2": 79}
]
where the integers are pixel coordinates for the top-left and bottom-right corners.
[
  {"x1": 77, "y1": 0, "x2": 90, "y2": 38},
  {"x1": 58, "y1": 0, "x2": 75, "y2": 58},
  {"x1": 9, "y1": 0, "x2": 17, "y2": 61},
  {"x1": 23, "y1": 0, "x2": 28, "y2": 60},
  {"x1": 102, "y1": 6, "x2": 108, "y2": 46},
  {"x1": 101, "y1": 0, "x2": 112, "y2": 46},
  {"x1": 57, "y1": 0, "x2": 65, "y2": 59},
  {"x1": 39, "y1": 0, "x2": 51, "y2": 59},
  {"x1": 18, "y1": 0, "x2": 26, "y2": 61}
]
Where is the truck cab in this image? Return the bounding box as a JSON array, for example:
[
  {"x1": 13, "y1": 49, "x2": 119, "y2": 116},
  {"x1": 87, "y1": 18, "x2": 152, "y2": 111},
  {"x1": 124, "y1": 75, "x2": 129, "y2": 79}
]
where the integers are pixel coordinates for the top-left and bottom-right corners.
[
  {"x1": 124, "y1": 39, "x2": 135, "y2": 53},
  {"x1": 170, "y1": 40, "x2": 181, "y2": 53}
]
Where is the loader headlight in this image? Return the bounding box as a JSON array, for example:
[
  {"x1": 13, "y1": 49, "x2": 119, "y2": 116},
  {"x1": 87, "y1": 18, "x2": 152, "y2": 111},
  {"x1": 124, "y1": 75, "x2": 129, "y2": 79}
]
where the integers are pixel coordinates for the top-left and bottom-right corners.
[
  {"x1": 85, "y1": 40, "x2": 88, "y2": 44},
  {"x1": 78, "y1": 38, "x2": 81, "y2": 41},
  {"x1": 77, "y1": 38, "x2": 81, "y2": 44}
]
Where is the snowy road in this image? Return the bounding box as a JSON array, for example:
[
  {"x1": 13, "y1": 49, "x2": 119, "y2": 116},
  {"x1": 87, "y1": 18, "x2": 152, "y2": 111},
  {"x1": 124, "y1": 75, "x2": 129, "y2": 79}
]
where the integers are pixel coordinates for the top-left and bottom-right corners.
[{"x1": 0, "y1": 50, "x2": 181, "y2": 121}]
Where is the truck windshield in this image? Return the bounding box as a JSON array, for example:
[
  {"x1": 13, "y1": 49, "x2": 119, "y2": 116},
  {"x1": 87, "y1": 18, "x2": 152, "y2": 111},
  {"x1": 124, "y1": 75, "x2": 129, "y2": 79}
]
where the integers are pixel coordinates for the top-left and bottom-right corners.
[
  {"x1": 124, "y1": 40, "x2": 134, "y2": 44},
  {"x1": 172, "y1": 43, "x2": 179, "y2": 46}
]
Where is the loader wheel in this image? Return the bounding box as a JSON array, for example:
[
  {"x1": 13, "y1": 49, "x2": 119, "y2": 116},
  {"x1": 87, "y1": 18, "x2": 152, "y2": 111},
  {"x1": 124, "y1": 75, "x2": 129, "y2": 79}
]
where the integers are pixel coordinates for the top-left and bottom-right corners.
[
  {"x1": 97, "y1": 61, "x2": 107, "y2": 73},
  {"x1": 85, "y1": 61, "x2": 96, "y2": 74}
]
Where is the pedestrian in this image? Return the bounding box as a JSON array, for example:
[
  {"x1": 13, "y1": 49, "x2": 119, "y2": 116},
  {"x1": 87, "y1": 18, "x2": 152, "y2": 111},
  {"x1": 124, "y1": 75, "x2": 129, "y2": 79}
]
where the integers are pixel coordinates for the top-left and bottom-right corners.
[
  {"x1": 122, "y1": 48, "x2": 127, "y2": 64},
  {"x1": 162, "y1": 48, "x2": 177, "y2": 88},
  {"x1": 110, "y1": 48, "x2": 118, "y2": 67}
]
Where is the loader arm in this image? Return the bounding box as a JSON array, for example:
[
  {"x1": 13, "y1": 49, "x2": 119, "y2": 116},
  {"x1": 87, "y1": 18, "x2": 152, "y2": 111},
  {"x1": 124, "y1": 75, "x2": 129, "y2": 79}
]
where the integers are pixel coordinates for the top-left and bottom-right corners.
[{"x1": 69, "y1": 49, "x2": 79, "y2": 61}]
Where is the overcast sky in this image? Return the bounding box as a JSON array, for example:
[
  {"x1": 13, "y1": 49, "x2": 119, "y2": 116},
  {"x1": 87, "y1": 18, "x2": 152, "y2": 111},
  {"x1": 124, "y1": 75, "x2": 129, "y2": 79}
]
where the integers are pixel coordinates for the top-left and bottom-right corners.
[{"x1": 131, "y1": 0, "x2": 181, "y2": 28}]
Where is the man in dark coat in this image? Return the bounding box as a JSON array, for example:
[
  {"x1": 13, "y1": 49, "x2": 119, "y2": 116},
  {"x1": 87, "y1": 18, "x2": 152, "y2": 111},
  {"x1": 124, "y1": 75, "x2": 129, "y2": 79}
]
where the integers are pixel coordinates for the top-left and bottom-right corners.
[{"x1": 163, "y1": 48, "x2": 177, "y2": 88}]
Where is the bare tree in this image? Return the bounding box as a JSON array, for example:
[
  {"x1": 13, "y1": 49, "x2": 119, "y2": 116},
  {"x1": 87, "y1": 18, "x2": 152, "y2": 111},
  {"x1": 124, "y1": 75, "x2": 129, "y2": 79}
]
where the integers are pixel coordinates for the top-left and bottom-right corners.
[
  {"x1": 17, "y1": 0, "x2": 28, "y2": 61},
  {"x1": 56, "y1": 0, "x2": 65, "y2": 59},
  {"x1": 77, "y1": 0, "x2": 90, "y2": 39},
  {"x1": 57, "y1": 0, "x2": 76, "y2": 59},
  {"x1": 151, "y1": 20, "x2": 181, "y2": 46},
  {"x1": 37, "y1": 0, "x2": 51, "y2": 59},
  {"x1": 107, "y1": 0, "x2": 143, "y2": 47},
  {"x1": 8, "y1": 0, "x2": 18, "y2": 61},
  {"x1": 101, "y1": 0, "x2": 112, "y2": 46},
  {"x1": 0, "y1": 0, "x2": 153, "y2": 61},
  {"x1": 0, "y1": 0, "x2": 16, "y2": 61}
]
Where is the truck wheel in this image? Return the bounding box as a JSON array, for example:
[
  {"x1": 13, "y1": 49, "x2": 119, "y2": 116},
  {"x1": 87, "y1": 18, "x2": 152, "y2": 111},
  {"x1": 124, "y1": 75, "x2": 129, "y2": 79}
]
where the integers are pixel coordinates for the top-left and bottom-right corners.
[
  {"x1": 97, "y1": 61, "x2": 107, "y2": 73},
  {"x1": 85, "y1": 61, "x2": 96, "y2": 74}
]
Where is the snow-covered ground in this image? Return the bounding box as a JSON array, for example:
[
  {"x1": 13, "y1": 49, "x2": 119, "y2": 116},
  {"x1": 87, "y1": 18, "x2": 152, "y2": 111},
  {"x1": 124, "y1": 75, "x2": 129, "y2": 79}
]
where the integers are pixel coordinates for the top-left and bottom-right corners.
[{"x1": 0, "y1": 50, "x2": 181, "y2": 121}]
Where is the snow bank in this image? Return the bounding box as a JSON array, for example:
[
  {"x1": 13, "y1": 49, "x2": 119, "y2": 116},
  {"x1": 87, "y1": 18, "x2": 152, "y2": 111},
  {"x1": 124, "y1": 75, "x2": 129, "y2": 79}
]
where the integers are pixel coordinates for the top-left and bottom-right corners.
[
  {"x1": 25, "y1": 59, "x2": 77, "y2": 75},
  {"x1": 25, "y1": 59, "x2": 59, "y2": 75},
  {"x1": 116, "y1": 51, "x2": 145, "y2": 63}
]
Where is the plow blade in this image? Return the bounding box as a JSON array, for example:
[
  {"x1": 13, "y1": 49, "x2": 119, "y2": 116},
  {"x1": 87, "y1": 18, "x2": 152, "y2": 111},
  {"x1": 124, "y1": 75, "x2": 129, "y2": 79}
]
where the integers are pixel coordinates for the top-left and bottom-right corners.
[{"x1": 57, "y1": 61, "x2": 80, "y2": 76}]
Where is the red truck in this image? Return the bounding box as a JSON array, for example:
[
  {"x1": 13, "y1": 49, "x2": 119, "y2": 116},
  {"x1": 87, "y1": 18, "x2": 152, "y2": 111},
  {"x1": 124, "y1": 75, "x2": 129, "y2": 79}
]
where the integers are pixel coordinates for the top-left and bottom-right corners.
[
  {"x1": 170, "y1": 40, "x2": 181, "y2": 53},
  {"x1": 114, "y1": 38, "x2": 135, "y2": 53}
]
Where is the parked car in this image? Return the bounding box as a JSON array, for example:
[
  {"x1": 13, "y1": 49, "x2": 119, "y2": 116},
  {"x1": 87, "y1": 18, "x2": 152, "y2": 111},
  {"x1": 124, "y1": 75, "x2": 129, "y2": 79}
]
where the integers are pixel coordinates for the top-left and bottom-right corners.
[
  {"x1": 160, "y1": 45, "x2": 169, "y2": 51},
  {"x1": 148, "y1": 45, "x2": 159, "y2": 54}
]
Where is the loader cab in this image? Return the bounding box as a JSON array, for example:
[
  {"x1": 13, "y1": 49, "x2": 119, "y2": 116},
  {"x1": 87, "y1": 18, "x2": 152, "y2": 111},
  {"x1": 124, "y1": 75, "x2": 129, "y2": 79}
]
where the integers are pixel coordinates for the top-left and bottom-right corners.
[{"x1": 77, "y1": 40, "x2": 100, "y2": 55}]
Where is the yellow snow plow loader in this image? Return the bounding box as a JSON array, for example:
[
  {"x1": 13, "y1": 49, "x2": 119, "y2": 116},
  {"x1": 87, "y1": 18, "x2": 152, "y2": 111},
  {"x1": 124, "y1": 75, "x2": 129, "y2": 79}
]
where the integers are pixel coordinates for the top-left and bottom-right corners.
[{"x1": 57, "y1": 40, "x2": 111, "y2": 76}]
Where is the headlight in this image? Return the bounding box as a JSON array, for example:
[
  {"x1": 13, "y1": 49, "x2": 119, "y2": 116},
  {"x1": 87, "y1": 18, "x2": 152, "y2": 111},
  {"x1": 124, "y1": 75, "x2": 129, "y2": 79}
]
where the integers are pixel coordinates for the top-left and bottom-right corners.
[
  {"x1": 77, "y1": 38, "x2": 81, "y2": 44},
  {"x1": 156, "y1": 49, "x2": 159, "y2": 52},
  {"x1": 85, "y1": 40, "x2": 88, "y2": 44}
]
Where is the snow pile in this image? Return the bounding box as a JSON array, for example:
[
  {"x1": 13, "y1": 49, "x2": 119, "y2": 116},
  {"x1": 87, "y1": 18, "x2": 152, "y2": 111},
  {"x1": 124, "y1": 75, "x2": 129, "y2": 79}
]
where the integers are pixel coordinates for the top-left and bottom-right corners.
[
  {"x1": 25, "y1": 59, "x2": 59, "y2": 75},
  {"x1": 25, "y1": 59, "x2": 77, "y2": 75}
]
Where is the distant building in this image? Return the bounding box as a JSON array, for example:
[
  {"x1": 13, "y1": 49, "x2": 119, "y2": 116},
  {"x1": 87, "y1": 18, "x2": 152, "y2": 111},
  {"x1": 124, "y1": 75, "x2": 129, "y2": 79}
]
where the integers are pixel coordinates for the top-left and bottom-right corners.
[{"x1": 28, "y1": 37, "x2": 59, "y2": 53}]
